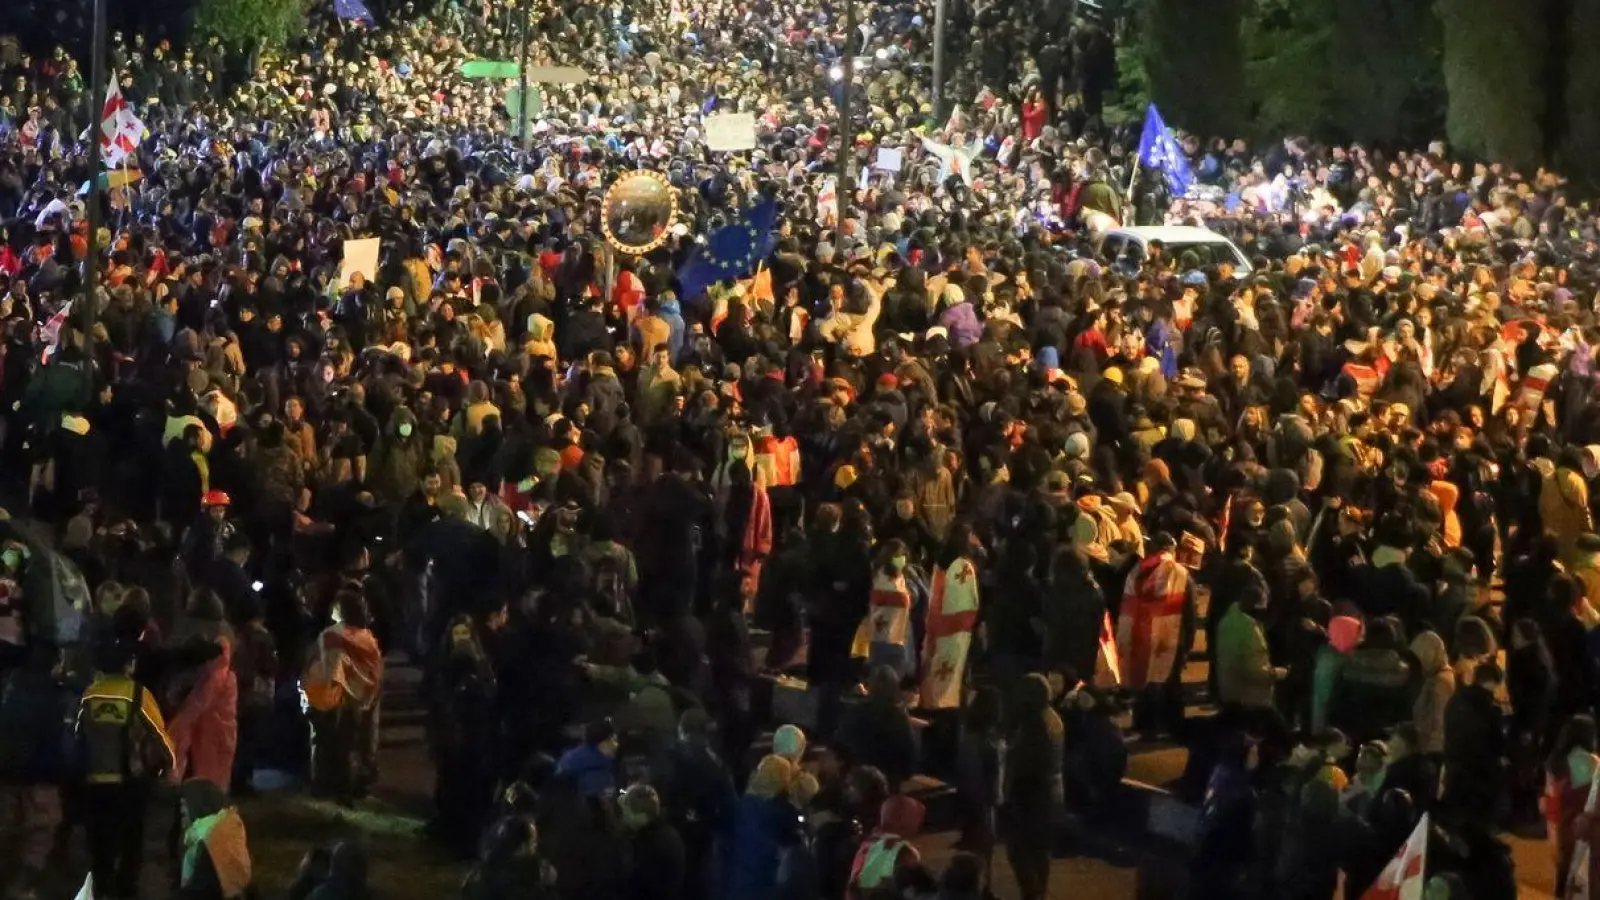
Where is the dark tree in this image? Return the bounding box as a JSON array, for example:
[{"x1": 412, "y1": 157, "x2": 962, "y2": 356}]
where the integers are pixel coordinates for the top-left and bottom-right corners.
[
  {"x1": 1142, "y1": 0, "x2": 1249, "y2": 138},
  {"x1": 1437, "y1": 0, "x2": 1547, "y2": 167}
]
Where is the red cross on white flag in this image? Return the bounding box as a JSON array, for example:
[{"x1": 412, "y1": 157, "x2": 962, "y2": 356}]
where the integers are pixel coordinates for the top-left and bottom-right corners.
[
  {"x1": 1361, "y1": 813, "x2": 1428, "y2": 900},
  {"x1": 98, "y1": 79, "x2": 147, "y2": 169}
]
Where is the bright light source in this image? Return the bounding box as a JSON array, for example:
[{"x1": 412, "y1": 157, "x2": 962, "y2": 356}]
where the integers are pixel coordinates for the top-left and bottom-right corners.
[
  {"x1": 829, "y1": 65, "x2": 844, "y2": 81},
  {"x1": 875, "y1": 48, "x2": 888, "y2": 60}
]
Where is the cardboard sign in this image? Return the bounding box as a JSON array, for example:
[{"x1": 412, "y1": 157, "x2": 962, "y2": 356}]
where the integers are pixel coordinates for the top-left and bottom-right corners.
[
  {"x1": 340, "y1": 237, "x2": 381, "y2": 288},
  {"x1": 874, "y1": 147, "x2": 903, "y2": 172},
  {"x1": 705, "y1": 112, "x2": 757, "y2": 152}
]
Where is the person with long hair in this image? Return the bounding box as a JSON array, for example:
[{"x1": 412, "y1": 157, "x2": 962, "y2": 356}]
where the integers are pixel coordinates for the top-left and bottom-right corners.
[{"x1": 865, "y1": 539, "x2": 916, "y2": 679}]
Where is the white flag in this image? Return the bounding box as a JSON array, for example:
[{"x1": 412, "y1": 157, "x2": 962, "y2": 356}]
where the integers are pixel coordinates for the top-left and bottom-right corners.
[
  {"x1": 1361, "y1": 813, "x2": 1428, "y2": 900},
  {"x1": 98, "y1": 79, "x2": 147, "y2": 169},
  {"x1": 74, "y1": 873, "x2": 94, "y2": 900}
]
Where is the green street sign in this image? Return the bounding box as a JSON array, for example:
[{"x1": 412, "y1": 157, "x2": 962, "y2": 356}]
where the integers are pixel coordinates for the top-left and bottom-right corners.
[{"x1": 460, "y1": 60, "x2": 520, "y2": 79}]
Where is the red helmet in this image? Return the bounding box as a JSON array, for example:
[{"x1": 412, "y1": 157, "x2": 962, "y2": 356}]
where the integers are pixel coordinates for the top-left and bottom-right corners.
[{"x1": 202, "y1": 490, "x2": 231, "y2": 508}]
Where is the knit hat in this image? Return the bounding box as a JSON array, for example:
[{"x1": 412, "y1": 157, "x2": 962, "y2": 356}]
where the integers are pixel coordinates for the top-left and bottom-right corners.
[
  {"x1": 747, "y1": 754, "x2": 795, "y2": 799},
  {"x1": 1329, "y1": 616, "x2": 1364, "y2": 654},
  {"x1": 773, "y1": 724, "x2": 807, "y2": 762}
]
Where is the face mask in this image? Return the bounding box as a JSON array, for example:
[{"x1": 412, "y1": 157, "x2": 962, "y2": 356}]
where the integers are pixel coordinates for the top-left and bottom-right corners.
[
  {"x1": 891, "y1": 555, "x2": 907, "y2": 571},
  {"x1": 398, "y1": 423, "x2": 413, "y2": 437},
  {"x1": 731, "y1": 447, "x2": 748, "y2": 460}
]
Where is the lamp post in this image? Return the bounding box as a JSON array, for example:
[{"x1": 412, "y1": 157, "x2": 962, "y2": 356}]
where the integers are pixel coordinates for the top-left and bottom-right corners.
[
  {"x1": 837, "y1": 0, "x2": 856, "y2": 202},
  {"x1": 932, "y1": 0, "x2": 947, "y2": 122},
  {"x1": 517, "y1": 0, "x2": 532, "y2": 153},
  {"x1": 82, "y1": 0, "x2": 106, "y2": 361}
]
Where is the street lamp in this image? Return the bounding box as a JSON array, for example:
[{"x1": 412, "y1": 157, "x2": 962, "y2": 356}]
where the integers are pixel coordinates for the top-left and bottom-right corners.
[{"x1": 82, "y1": 0, "x2": 106, "y2": 358}]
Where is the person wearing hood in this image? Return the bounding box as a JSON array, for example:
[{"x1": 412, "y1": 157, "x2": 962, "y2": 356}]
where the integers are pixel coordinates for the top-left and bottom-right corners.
[
  {"x1": 634, "y1": 293, "x2": 686, "y2": 363},
  {"x1": 554, "y1": 717, "x2": 619, "y2": 799},
  {"x1": 1216, "y1": 584, "x2": 1287, "y2": 718},
  {"x1": 177, "y1": 778, "x2": 253, "y2": 900},
  {"x1": 1410, "y1": 630, "x2": 1454, "y2": 755},
  {"x1": 1312, "y1": 612, "x2": 1362, "y2": 732},
  {"x1": 525, "y1": 313, "x2": 558, "y2": 362},
  {"x1": 1116, "y1": 532, "x2": 1195, "y2": 736},
  {"x1": 425, "y1": 613, "x2": 498, "y2": 857},
  {"x1": 1329, "y1": 616, "x2": 1414, "y2": 742},
  {"x1": 168, "y1": 594, "x2": 238, "y2": 791},
  {"x1": 654, "y1": 709, "x2": 738, "y2": 900},
  {"x1": 1540, "y1": 448, "x2": 1594, "y2": 565},
  {"x1": 1443, "y1": 660, "x2": 1506, "y2": 824},
  {"x1": 370, "y1": 407, "x2": 426, "y2": 506},
  {"x1": 1003, "y1": 673, "x2": 1064, "y2": 900},
  {"x1": 720, "y1": 754, "x2": 800, "y2": 900},
  {"x1": 846, "y1": 794, "x2": 926, "y2": 900},
  {"x1": 835, "y1": 665, "x2": 919, "y2": 791}
]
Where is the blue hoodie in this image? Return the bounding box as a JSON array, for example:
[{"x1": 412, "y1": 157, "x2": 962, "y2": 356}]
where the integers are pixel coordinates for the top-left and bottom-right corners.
[
  {"x1": 555, "y1": 743, "x2": 616, "y2": 797},
  {"x1": 659, "y1": 297, "x2": 687, "y2": 361},
  {"x1": 1036, "y1": 345, "x2": 1061, "y2": 374}
]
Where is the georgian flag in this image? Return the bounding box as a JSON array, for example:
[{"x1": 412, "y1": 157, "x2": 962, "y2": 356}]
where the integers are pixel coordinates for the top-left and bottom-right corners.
[
  {"x1": 1361, "y1": 813, "x2": 1428, "y2": 900},
  {"x1": 98, "y1": 80, "x2": 147, "y2": 168}
]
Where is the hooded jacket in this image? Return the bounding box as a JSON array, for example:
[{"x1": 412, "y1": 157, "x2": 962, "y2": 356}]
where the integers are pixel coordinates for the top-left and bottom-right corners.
[
  {"x1": 179, "y1": 778, "x2": 252, "y2": 900},
  {"x1": 371, "y1": 408, "x2": 427, "y2": 505},
  {"x1": 847, "y1": 795, "x2": 926, "y2": 900},
  {"x1": 1216, "y1": 602, "x2": 1277, "y2": 709},
  {"x1": 1410, "y1": 631, "x2": 1454, "y2": 754},
  {"x1": 169, "y1": 637, "x2": 238, "y2": 789}
]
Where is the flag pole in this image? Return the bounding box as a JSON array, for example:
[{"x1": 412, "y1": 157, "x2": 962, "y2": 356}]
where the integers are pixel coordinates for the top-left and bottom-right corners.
[
  {"x1": 82, "y1": 0, "x2": 106, "y2": 374},
  {"x1": 1125, "y1": 151, "x2": 1141, "y2": 210}
]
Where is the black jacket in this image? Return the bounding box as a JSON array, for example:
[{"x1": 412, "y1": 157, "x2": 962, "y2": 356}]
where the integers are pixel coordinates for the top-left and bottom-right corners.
[{"x1": 626, "y1": 819, "x2": 687, "y2": 900}]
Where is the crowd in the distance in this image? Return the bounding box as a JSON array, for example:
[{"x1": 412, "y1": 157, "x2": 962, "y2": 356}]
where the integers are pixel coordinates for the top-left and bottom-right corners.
[{"x1": 0, "y1": 0, "x2": 1597, "y2": 899}]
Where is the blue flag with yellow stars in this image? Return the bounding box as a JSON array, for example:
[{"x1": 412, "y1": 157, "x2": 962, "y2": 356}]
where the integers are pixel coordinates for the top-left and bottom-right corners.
[{"x1": 676, "y1": 197, "x2": 780, "y2": 301}]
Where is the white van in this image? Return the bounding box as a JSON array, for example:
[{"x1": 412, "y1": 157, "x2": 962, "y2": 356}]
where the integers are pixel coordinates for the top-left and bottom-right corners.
[{"x1": 1096, "y1": 225, "x2": 1252, "y2": 274}]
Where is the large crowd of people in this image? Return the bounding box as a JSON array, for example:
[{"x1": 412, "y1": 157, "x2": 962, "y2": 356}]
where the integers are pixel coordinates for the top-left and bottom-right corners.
[{"x1": 0, "y1": 0, "x2": 1593, "y2": 899}]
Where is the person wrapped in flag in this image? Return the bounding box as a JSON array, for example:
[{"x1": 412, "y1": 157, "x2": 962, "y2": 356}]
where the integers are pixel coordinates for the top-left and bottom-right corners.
[
  {"x1": 1115, "y1": 532, "x2": 1195, "y2": 735},
  {"x1": 865, "y1": 539, "x2": 917, "y2": 680},
  {"x1": 919, "y1": 525, "x2": 982, "y2": 711}
]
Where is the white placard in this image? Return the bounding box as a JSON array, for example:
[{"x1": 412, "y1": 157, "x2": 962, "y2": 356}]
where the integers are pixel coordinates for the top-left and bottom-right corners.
[
  {"x1": 705, "y1": 112, "x2": 757, "y2": 152},
  {"x1": 340, "y1": 237, "x2": 382, "y2": 288},
  {"x1": 874, "y1": 147, "x2": 903, "y2": 172}
]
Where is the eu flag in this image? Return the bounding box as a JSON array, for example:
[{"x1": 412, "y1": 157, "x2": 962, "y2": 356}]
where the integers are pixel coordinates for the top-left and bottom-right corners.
[
  {"x1": 1137, "y1": 104, "x2": 1193, "y2": 197},
  {"x1": 676, "y1": 197, "x2": 780, "y2": 301},
  {"x1": 334, "y1": 0, "x2": 375, "y2": 23}
]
